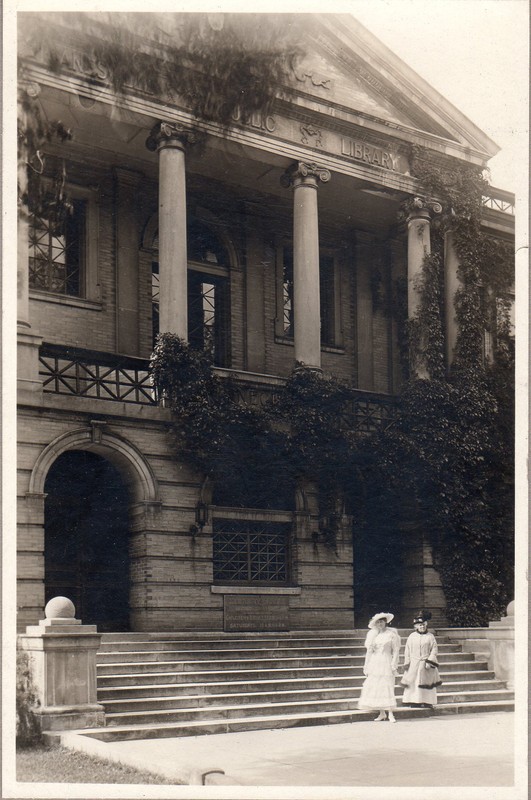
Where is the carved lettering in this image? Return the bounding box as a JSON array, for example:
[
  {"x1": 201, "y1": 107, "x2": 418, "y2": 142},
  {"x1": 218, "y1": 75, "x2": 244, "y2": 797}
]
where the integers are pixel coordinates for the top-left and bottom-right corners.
[
  {"x1": 231, "y1": 108, "x2": 276, "y2": 132},
  {"x1": 340, "y1": 137, "x2": 400, "y2": 172}
]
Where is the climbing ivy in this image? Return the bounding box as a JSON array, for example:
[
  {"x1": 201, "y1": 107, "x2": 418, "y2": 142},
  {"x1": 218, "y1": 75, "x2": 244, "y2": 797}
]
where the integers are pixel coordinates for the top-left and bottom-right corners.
[
  {"x1": 380, "y1": 148, "x2": 515, "y2": 625},
  {"x1": 24, "y1": 13, "x2": 301, "y2": 129}
]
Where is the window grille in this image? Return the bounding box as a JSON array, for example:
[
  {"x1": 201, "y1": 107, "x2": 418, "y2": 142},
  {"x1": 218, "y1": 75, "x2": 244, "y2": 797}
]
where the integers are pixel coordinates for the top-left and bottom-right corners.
[
  {"x1": 282, "y1": 247, "x2": 294, "y2": 336},
  {"x1": 213, "y1": 519, "x2": 290, "y2": 584},
  {"x1": 29, "y1": 199, "x2": 85, "y2": 296}
]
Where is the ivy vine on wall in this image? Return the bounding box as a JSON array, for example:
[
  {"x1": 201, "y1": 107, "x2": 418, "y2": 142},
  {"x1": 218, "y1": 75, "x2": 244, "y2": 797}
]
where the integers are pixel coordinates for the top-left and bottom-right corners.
[{"x1": 150, "y1": 148, "x2": 514, "y2": 626}]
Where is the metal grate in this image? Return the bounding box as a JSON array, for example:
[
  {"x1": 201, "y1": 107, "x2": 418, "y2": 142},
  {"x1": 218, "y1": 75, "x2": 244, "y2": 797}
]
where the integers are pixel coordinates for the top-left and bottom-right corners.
[
  {"x1": 29, "y1": 199, "x2": 85, "y2": 296},
  {"x1": 213, "y1": 519, "x2": 290, "y2": 584}
]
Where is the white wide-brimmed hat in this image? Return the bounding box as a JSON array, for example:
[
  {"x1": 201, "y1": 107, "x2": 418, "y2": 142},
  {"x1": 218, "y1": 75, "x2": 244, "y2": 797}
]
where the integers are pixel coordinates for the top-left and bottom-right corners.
[{"x1": 368, "y1": 612, "x2": 394, "y2": 629}]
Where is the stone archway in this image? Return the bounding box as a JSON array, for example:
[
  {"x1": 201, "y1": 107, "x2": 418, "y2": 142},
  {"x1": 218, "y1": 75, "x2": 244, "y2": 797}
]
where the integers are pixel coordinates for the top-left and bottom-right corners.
[{"x1": 24, "y1": 426, "x2": 161, "y2": 630}]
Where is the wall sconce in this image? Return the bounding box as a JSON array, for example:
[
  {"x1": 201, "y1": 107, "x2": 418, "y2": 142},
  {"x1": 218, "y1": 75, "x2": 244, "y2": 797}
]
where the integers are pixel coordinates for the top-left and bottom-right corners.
[
  {"x1": 195, "y1": 501, "x2": 208, "y2": 530},
  {"x1": 190, "y1": 501, "x2": 208, "y2": 538}
]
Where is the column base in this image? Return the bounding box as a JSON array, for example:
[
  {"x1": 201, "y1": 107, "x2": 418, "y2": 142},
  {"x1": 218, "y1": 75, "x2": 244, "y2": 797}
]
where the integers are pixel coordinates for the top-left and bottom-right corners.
[{"x1": 293, "y1": 363, "x2": 322, "y2": 375}]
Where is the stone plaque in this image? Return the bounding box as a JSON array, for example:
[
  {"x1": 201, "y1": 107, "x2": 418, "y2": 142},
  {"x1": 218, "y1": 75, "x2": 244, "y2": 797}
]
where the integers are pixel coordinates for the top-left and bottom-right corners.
[{"x1": 223, "y1": 594, "x2": 290, "y2": 632}]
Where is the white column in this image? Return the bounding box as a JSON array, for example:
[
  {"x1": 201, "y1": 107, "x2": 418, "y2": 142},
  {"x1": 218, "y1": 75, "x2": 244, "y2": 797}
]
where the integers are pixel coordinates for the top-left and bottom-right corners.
[
  {"x1": 281, "y1": 162, "x2": 331, "y2": 370},
  {"x1": 147, "y1": 122, "x2": 195, "y2": 339},
  {"x1": 406, "y1": 199, "x2": 432, "y2": 321}
]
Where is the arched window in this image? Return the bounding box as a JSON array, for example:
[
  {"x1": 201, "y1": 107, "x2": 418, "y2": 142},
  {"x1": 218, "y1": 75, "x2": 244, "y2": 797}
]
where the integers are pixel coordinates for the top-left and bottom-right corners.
[{"x1": 151, "y1": 218, "x2": 230, "y2": 366}]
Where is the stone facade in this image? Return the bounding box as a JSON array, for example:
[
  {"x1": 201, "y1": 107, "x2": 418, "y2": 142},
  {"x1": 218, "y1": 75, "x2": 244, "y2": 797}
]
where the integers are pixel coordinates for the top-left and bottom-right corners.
[{"x1": 16, "y1": 13, "x2": 514, "y2": 633}]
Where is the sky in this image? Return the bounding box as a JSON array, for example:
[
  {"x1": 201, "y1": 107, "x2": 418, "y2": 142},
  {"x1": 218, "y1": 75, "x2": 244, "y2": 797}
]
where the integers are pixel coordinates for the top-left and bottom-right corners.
[{"x1": 345, "y1": 0, "x2": 529, "y2": 197}]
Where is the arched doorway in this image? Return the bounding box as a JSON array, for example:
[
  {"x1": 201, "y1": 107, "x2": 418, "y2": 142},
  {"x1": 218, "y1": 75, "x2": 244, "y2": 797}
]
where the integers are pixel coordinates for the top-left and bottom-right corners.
[{"x1": 44, "y1": 450, "x2": 131, "y2": 631}]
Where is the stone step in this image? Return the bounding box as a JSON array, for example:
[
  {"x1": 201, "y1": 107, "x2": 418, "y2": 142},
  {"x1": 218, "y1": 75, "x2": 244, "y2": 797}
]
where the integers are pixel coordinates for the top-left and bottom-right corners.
[
  {"x1": 97, "y1": 642, "x2": 463, "y2": 662},
  {"x1": 102, "y1": 686, "x2": 366, "y2": 712},
  {"x1": 100, "y1": 680, "x2": 511, "y2": 714},
  {"x1": 97, "y1": 646, "x2": 368, "y2": 662},
  {"x1": 98, "y1": 636, "x2": 363, "y2": 652},
  {"x1": 78, "y1": 701, "x2": 515, "y2": 743},
  {"x1": 97, "y1": 658, "x2": 490, "y2": 684},
  {"x1": 97, "y1": 664, "x2": 362, "y2": 685},
  {"x1": 102, "y1": 687, "x2": 514, "y2": 727},
  {"x1": 98, "y1": 675, "x2": 363, "y2": 697},
  {"x1": 100, "y1": 630, "x2": 431, "y2": 642},
  {"x1": 98, "y1": 676, "x2": 506, "y2": 705},
  {"x1": 436, "y1": 688, "x2": 514, "y2": 704},
  {"x1": 430, "y1": 700, "x2": 514, "y2": 716},
  {"x1": 97, "y1": 638, "x2": 461, "y2": 662},
  {"x1": 97, "y1": 651, "x2": 475, "y2": 673},
  {"x1": 442, "y1": 669, "x2": 496, "y2": 682},
  {"x1": 102, "y1": 697, "x2": 409, "y2": 727},
  {"x1": 97, "y1": 636, "x2": 458, "y2": 652}
]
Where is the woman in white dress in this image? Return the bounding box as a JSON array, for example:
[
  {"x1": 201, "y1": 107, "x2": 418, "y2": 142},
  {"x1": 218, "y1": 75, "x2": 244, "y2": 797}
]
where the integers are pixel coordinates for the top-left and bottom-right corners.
[
  {"x1": 358, "y1": 612, "x2": 401, "y2": 723},
  {"x1": 401, "y1": 610, "x2": 442, "y2": 708}
]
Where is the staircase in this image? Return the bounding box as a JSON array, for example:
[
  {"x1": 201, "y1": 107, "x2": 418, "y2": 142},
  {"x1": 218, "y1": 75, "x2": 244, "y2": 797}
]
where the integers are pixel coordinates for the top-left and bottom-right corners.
[{"x1": 79, "y1": 631, "x2": 514, "y2": 742}]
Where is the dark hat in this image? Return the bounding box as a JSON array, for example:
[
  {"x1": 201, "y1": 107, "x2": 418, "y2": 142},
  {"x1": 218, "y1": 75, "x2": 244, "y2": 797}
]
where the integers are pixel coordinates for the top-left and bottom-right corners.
[{"x1": 413, "y1": 610, "x2": 432, "y2": 624}]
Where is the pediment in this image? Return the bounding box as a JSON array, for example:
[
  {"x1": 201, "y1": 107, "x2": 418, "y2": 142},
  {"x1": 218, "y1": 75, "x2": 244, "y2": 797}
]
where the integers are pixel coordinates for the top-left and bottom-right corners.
[{"x1": 291, "y1": 14, "x2": 498, "y2": 161}]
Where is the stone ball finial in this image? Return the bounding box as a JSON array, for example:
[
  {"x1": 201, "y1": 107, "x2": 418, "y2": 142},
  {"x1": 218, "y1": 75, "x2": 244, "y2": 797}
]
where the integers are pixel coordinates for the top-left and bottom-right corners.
[
  {"x1": 506, "y1": 600, "x2": 514, "y2": 617},
  {"x1": 45, "y1": 596, "x2": 76, "y2": 619}
]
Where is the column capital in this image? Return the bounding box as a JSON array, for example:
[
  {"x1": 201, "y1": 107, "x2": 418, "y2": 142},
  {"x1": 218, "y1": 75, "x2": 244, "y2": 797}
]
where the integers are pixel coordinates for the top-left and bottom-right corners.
[
  {"x1": 400, "y1": 195, "x2": 443, "y2": 222},
  {"x1": 280, "y1": 161, "x2": 331, "y2": 189},
  {"x1": 145, "y1": 121, "x2": 198, "y2": 152}
]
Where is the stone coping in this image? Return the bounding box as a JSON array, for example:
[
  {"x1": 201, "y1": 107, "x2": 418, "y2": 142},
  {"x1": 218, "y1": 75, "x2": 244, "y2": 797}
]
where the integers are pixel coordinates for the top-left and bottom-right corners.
[{"x1": 211, "y1": 585, "x2": 302, "y2": 596}]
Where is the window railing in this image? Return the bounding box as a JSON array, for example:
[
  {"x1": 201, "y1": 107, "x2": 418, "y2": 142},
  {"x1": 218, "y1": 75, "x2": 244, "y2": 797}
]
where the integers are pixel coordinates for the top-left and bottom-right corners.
[
  {"x1": 39, "y1": 344, "x2": 157, "y2": 405},
  {"x1": 482, "y1": 188, "x2": 515, "y2": 216},
  {"x1": 38, "y1": 344, "x2": 398, "y2": 432}
]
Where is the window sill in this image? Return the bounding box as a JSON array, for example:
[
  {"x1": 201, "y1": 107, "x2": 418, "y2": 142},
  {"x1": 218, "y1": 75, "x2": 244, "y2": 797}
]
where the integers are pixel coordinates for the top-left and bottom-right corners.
[
  {"x1": 30, "y1": 290, "x2": 102, "y2": 311},
  {"x1": 321, "y1": 344, "x2": 345, "y2": 354},
  {"x1": 274, "y1": 336, "x2": 345, "y2": 354},
  {"x1": 211, "y1": 585, "x2": 301, "y2": 596}
]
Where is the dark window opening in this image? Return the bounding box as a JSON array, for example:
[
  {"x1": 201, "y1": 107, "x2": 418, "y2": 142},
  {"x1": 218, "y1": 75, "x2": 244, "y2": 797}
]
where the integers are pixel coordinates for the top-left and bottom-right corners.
[
  {"x1": 320, "y1": 254, "x2": 336, "y2": 346},
  {"x1": 281, "y1": 247, "x2": 337, "y2": 345},
  {"x1": 188, "y1": 271, "x2": 229, "y2": 367}
]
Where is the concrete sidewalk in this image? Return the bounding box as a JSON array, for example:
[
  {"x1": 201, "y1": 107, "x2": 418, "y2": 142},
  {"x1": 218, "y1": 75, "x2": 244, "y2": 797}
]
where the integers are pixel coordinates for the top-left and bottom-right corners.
[{"x1": 61, "y1": 711, "x2": 514, "y2": 788}]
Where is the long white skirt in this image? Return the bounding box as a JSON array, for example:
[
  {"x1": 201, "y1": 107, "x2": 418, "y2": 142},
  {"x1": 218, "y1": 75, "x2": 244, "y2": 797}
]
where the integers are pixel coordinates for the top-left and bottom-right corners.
[{"x1": 358, "y1": 674, "x2": 397, "y2": 710}]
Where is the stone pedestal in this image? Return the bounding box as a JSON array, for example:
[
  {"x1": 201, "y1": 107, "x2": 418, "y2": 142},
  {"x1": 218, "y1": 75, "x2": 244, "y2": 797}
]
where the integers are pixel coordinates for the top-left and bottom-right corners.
[
  {"x1": 436, "y1": 601, "x2": 515, "y2": 689},
  {"x1": 486, "y1": 600, "x2": 515, "y2": 689},
  {"x1": 18, "y1": 597, "x2": 105, "y2": 732}
]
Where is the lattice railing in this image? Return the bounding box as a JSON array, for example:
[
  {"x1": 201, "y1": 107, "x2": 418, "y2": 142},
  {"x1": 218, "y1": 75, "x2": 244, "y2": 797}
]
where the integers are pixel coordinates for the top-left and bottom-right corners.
[
  {"x1": 482, "y1": 188, "x2": 515, "y2": 216},
  {"x1": 39, "y1": 344, "x2": 157, "y2": 405},
  {"x1": 38, "y1": 344, "x2": 398, "y2": 432}
]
